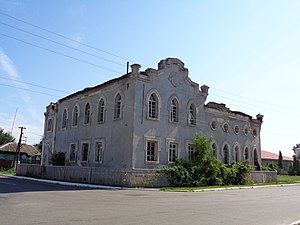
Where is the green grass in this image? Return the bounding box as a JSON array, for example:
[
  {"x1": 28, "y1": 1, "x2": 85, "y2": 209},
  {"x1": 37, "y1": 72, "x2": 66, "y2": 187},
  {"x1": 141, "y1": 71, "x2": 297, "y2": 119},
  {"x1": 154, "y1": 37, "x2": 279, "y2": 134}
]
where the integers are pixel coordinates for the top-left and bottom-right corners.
[
  {"x1": 0, "y1": 167, "x2": 16, "y2": 175},
  {"x1": 277, "y1": 175, "x2": 300, "y2": 184},
  {"x1": 160, "y1": 175, "x2": 300, "y2": 191}
]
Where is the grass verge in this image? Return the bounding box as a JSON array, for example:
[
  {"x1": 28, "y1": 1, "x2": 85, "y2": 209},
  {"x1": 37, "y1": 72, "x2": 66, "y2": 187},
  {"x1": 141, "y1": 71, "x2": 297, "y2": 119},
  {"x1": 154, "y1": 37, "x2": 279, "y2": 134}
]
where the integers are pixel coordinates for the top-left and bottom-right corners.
[
  {"x1": 160, "y1": 175, "x2": 300, "y2": 191},
  {"x1": 0, "y1": 167, "x2": 16, "y2": 175}
]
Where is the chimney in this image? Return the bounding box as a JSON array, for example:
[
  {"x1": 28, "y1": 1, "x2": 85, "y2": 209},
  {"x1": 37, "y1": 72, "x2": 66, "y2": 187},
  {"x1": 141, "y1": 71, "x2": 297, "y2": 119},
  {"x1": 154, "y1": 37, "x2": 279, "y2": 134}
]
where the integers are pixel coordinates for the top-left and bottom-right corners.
[
  {"x1": 130, "y1": 64, "x2": 141, "y2": 75},
  {"x1": 256, "y1": 114, "x2": 264, "y2": 122}
]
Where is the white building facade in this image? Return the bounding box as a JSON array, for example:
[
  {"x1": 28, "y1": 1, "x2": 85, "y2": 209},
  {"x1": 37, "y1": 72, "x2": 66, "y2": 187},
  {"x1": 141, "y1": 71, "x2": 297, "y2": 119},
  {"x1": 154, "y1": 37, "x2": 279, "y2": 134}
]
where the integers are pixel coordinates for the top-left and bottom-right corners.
[{"x1": 42, "y1": 58, "x2": 263, "y2": 178}]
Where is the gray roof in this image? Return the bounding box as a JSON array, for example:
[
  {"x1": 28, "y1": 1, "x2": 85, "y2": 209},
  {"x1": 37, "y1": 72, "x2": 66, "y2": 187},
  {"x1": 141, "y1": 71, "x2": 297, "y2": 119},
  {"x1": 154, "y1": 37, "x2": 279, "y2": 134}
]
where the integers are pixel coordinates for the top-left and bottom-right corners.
[{"x1": 0, "y1": 142, "x2": 40, "y2": 156}]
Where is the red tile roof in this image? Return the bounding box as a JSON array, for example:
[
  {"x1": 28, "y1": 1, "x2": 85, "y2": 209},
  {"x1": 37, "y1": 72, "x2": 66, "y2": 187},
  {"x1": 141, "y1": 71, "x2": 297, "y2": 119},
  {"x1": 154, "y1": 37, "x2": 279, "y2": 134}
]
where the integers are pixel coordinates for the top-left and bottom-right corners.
[{"x1": 261, "y1": 150, "x2": 293, "y2": 161}]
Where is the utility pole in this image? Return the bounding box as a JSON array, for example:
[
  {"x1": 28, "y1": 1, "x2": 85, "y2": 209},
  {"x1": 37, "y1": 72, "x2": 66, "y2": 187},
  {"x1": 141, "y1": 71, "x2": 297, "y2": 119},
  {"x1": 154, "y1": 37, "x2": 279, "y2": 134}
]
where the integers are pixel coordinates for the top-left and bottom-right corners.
[{"x1": 13, "y1": 126, "x2": 26, "y2": 168}]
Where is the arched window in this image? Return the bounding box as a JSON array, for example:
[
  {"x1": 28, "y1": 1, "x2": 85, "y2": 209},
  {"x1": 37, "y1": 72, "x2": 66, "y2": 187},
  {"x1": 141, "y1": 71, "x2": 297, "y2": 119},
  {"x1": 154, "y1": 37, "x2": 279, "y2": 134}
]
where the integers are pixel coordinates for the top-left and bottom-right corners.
[
  {"x1": 253, "y1": 148, "x2": 258, "y2": 166},
  {"x1": 72, "y1": 106, "x2": 79, "y2": 126},
  {"x1": 244, "y1": 147, "x2": 249, "y2": 161},
  {"x1": 212, "y1": 143, "x2": 217, "y2": 158},
  {"x1": 170, "y1": 98, "x2": 178, "y2": 122},
  {"x1": 114, "y1": 94, "x2": 122, "y2": 119},
  {"x1": 148, "y1": 93, "x2": 158, "y2": 119},
  {"x1": 223, "y1": 144, "x2": 229, "y2": 164},
  {"x1": 47, "y1": 118, "x2": 53, "y2": 131},
  {"x1": 62, "y1": 109, "x2": 68, "y2": 129},
  {"x1": 188, "y1": 103, "x2": 196, "y2": 125},
  {"x1": 234, "y1": 146, "x2": 239, "y2": 162},
  {"x1": 84, "y1": 103, "x2": 91, "y2": 125},
  {"x1": 98, "y1": 99, "x2": 105, "y2": 123}
]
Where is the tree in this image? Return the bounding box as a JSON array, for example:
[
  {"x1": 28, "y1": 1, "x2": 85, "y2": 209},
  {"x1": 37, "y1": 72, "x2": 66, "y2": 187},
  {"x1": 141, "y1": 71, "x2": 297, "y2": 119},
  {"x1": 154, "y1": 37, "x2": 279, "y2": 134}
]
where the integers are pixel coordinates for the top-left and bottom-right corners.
[
  {"x1": 288, "y1": 155, "x2": 300, "y2": 176},
  {"x1": 0, "y1": 128, "x2": 15, "y2": 146},
  {"x1": 277, "y1": 151, "x2": 283, "y2": 175},
  {"x1": 50, "y1": 152, "x2": 65, "y2": 166},
  {"x1": 278, "y1": 151, "x2": 283, "y2": 169},
  {"x1": 33, "y1": 140, "x2": 43, "y2": 153},
  {"x1": 292, "y1": 144, "x2": 300, "y2": 155}
]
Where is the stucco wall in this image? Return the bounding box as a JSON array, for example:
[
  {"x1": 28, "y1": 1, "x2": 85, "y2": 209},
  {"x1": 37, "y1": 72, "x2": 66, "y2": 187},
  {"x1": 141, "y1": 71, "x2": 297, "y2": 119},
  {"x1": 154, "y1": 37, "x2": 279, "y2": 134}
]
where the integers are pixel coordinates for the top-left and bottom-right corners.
[
  {"x1": 250, "y1": 171, "x2": 277, "y2": 184},
  {"x1": 17, "y1": 164, "x2": 276, "y2": 187},
  {"x1": 17, "y1": 164, "x2": 168, "y2": 188}
]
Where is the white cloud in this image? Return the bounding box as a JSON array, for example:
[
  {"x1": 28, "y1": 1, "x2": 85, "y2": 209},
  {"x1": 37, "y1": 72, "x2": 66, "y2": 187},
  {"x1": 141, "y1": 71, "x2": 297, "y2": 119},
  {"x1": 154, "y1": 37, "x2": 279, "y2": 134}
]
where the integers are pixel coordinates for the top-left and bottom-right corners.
[
  {"x1": 0, "y1": 48, "x2": 19, "y2": 79},
  {"x1": 0, "y1": 48, "x2": 44, "y2": 142},
  {"x1": 69, "y1": 33, "x2": 86, "y2": 48}
]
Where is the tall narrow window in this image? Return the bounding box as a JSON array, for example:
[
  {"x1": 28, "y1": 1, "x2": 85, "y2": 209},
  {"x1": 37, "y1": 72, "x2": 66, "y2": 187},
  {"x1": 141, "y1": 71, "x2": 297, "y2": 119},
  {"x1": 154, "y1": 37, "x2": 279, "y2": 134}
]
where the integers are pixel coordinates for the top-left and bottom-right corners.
[
  {"x1": 253, "y1": 148, "x2": 258, "y2": 166},
  {"x1": 72, "y1": 106, "x2": 79, "y2": 126},
  {"x1": 95, "y1": 141, "x2": 104, "y2": 163},
  {"x1": 47, "y1": 118, "x2": 53, "y2": 131},
  {"x1": 69, "y1": 144, "x2": 76, "y2": 162},
  {"x1": 244, "y1": 147, "x2": 249, "y2": 161},
  {"x1": 114, "y1": 94, "x2": 122, "y2": 119},
  {"x1": 146, "y1": 140, "x2": 158, "y2": 162},
  {"x1": 170, "y1": 99, "x2": 178, "y2": 122},
  {"x1": 223, "y1": 144, "x2": 229, "y2": 164},
  {"x1": 188, "y1": 144, "x2": 195, "y2": 161},
  {"x1": 212, "y1": 143, "x2": 217, "y2": 157},
  {"x1": 234, "y1": 146, "x2": 239, "y2": 162},
  {"x1": 169, "y1": 142, "x2": 178, "y2": 163},
  {"x1": 98, "y1": 99, "x2": 105, "y2": 123},
  {"x1": 188, "y1": 103, "x2": 196, "y2": 125},
  {"x1": 62, "y1": 109, "x2": 67, "y2": 129},
  {"x1": 81, "y1": 143, "x2": 89, "y2": 161},
  {"x1": 84, "y1": 103, "x2": 91, "y2": 125},
  {"x1": 148, "y1": 93, "x2": 158, "y2": 119}
]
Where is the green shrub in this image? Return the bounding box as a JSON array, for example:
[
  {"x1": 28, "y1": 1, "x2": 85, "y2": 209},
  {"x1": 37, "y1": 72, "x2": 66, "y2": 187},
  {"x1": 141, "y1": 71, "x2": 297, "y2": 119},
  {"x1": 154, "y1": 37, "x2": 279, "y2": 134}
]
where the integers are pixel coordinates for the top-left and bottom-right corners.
[
  {"x1": 50, "y1": 152, "x2": 65, "y2": 166},
  {"x1": 160, "y1": 133, "x2": 252, "y2": 187}
]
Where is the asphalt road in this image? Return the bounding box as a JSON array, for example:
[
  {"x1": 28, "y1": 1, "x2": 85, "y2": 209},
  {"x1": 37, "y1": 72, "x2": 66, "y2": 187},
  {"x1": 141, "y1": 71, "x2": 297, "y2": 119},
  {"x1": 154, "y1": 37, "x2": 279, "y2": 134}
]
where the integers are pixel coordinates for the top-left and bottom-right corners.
[{"x1": 1, "y1": 175, "x2": 300, "y2": 225}]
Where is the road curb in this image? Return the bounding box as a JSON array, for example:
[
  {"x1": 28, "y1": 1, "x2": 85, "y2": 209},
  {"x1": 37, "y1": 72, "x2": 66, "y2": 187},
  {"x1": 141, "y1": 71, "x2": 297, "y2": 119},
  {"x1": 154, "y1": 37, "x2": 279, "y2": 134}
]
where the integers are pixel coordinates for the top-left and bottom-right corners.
[
  {"x1": 4, "y1": 174, "x2": 300, "y2": 192},
  {"x1": 9, "y1": 175, "x2": 125, "y2": 190},
  {"x1": 289, "y1": 220, "x2": 300, "y2": 225}
]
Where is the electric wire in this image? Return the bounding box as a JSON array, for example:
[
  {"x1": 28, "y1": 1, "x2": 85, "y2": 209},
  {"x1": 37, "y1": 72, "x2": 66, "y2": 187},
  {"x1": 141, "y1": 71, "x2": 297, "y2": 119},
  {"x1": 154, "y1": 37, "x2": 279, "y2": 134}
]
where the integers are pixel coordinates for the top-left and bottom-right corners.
[
  {"x1": 0, "y1": 83, "x2": 62, "y2": 98},
  {"x1": 0, "y1": 32, "x2": 123, "y2": 74},
  {"x1": 210, "y1": 87, "x2": 300, "y2": 111},
  {"x1": 0, "y1": 21, "x2": 126, "y2": 67},
  {"x1": 0, "y1": 14, "x2": 299, "y2": 118},
  {"x1": 0, "y1": 75, "x2": 69, "y2": 94},
  {"x1": 0, "y1": 11, "x2": 137, "y2": 64}
]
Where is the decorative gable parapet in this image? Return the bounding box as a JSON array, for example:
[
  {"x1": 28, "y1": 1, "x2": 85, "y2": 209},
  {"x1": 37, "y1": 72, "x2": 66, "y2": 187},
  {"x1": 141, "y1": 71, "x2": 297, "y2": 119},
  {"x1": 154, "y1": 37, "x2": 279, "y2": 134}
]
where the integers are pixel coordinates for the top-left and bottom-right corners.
[{"x1": 158, "y1": 58, "x2": 185, "y2": 70}]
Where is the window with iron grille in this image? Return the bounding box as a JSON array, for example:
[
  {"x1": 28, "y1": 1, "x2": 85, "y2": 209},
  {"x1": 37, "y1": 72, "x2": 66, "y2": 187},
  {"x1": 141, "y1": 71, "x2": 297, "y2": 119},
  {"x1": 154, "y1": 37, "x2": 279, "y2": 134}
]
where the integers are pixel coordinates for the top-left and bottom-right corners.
[
  {"x1": 188, "y1": 104, "x2": 196, "y2": 125},
  {"x1": 72, "y1": 106, "x2": 79, "y2": 126},
  {"x1": 170, "y1": 99, "x2": 178, "y2": 122},
  {"x1": 169, "y1": 142, "x2": 178, "y2": 163},
  {"x1": 84, "y1": 103, "x2": 91, "y2": 125},
  {"x1": 62, "y1": 109, "x2": 67, "y2": 129},
  {"x1": 95, "y1": 141, "x2": 104, "y2": 163},
  {"x1": 146, "y1": 140, "x2": 158, "y2": 162},
  {"x1": 114, "y1": 94, "x2": 122, "y2": 119},
  {"x1": 82, "y1": 143, "x2": 89, "y2": 161},
  {"x1": 188, "y1": 144, "x2": 195, "y2": 161},
  {"x1": 69, "y1": 143, "x2": 76, "y2": 162},
  {"x1": 98, "y1": 99, "x2": 105, "y2": 123}
]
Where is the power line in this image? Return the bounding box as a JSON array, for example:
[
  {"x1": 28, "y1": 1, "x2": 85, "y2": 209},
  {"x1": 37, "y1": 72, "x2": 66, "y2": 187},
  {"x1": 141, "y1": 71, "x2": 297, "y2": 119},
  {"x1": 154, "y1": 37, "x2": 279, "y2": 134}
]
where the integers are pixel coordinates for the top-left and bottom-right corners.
[
  {"x1": 0, "y1": 11, "x2": 136, "y2": 64},
  {"x1": 0, "y1": 83, "x2": 63, "y2": 98},
  {"x1": 210, "y1": 87, "x2": 300, "y2": 111},
  {"x1": 0, "y1": 75, "x2": 69, "y2": 94},
  {"x1": 0, "y1": 32, "x2": 123, "y2": 74},
  {"x1": 0, "y1": 21, "x2": 126, "y2": 67}
]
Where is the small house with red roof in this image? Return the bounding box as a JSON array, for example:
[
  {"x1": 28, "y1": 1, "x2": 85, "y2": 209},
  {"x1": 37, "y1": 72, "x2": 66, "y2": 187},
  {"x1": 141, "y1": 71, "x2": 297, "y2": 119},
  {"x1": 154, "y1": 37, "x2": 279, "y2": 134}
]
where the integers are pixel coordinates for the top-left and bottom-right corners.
[{"x1": 261, "y1": 150, "x2": 293, "y2": 174}]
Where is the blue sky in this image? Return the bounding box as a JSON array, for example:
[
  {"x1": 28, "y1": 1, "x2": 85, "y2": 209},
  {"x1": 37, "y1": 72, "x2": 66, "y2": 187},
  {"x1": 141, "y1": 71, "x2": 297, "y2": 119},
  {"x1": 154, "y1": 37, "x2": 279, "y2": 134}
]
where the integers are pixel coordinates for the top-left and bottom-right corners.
[{"x1": 0, "y1": 0, "x2": 300, "y2": 157}]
